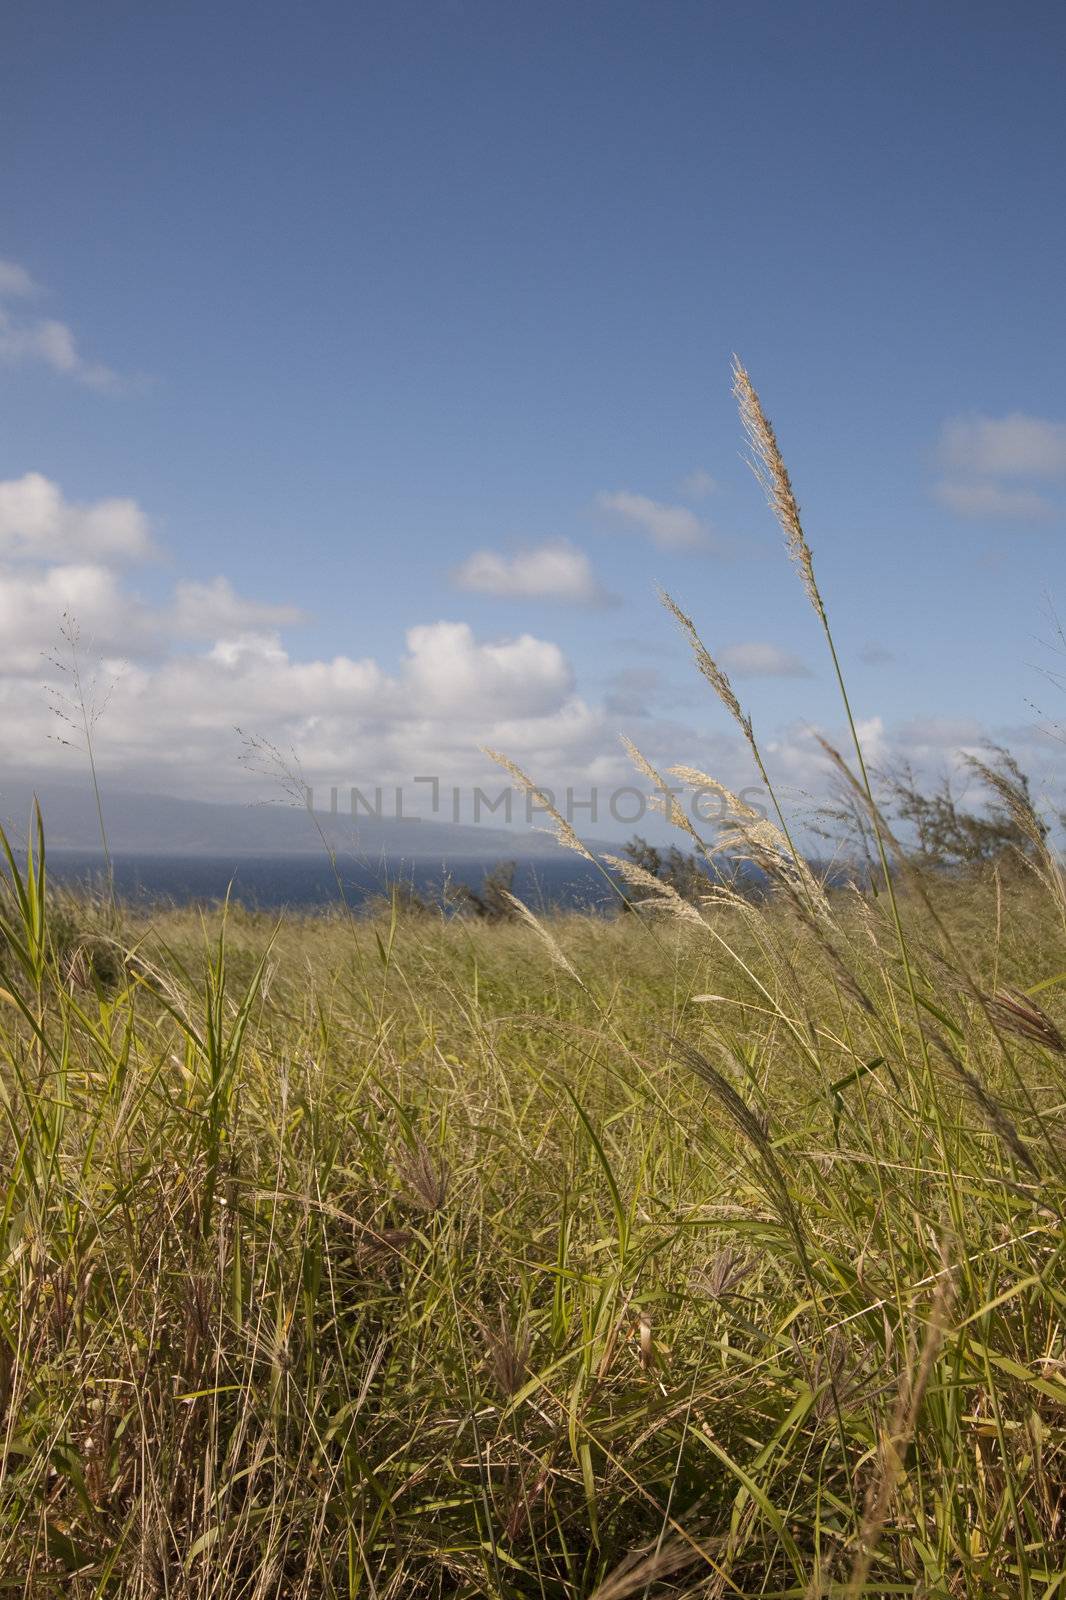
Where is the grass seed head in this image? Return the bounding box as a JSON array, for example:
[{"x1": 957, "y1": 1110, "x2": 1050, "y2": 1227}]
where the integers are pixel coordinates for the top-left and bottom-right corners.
[{"x1": 732, "y1": 355, "x2": 826, "y2": 623}]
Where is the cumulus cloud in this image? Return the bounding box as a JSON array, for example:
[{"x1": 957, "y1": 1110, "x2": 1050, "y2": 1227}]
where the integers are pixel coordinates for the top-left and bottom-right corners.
[
  {"x1": 452, "y1": 540, "x2": 612, "y2": 605},
  {"x1": 170, "y1": 577, "x2": 306, "y2": 638},
  {"x1": 940, "y1": 413, "x2": 1066, "y2": 479},
  {"x1": 0, "y1": 473, "x2": 156, "y2": 563},
  {"x1": 679, "y1": 468, "x2": 717, "y2": 500},
  {"x1": 403, "y1": 621, "x2": 573, "y2": 717},
  {"x1": 719, "y1": 641, "x2": 811, "y2": 677},
  {"x1": 0, "y1": 259, "x2": 40, "y2": 298},
  {"x1": 596, "y1": 490, "x2": 708, "y2": 550},
  {"x1": 0, "y1": 258, "x2": 126, "y2": 391},
  {"x1": 934, "y1": 480, "x2": 1054, "y2": 520},
  {"x1": 0, "y1": 561, "x2": 154, "y2": 674}
]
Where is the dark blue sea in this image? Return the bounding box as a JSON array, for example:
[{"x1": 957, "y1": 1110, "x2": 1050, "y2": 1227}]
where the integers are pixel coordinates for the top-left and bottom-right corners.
[{"x1": 44, "y1": 850, "x2": 622, "y2": 914}]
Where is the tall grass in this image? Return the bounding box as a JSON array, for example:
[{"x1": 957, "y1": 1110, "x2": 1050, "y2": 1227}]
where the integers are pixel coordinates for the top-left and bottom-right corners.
[{"x1": 1, "y1": 368, "x2": 1065, "y2": 1596}]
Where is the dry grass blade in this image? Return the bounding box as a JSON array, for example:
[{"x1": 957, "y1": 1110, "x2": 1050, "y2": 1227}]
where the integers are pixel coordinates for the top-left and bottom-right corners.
[
  {"x1": 927, "y1": 1028, "x2": 1040, "y2": 1178},
  {"x1": 587, "y1": 1537, "x2": 711, "y2": 1600},
  {"x1": 693, "y1": 1247, "x2": 755, "y2": 1302},
  {"x1": 845, "y1": 1259, "x2": 956, "y2": 1597}
]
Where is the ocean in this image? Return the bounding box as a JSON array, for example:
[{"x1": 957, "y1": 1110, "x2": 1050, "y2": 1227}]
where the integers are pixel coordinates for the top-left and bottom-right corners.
[{"x1": 44, "y1": 849, "x2": 622, "y2": 913}]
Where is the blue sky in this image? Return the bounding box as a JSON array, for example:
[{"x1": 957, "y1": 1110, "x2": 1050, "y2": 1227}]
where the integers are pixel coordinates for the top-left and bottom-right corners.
[{"x1": 1, "y1": 0, "x2": 1065, "y2": 835}]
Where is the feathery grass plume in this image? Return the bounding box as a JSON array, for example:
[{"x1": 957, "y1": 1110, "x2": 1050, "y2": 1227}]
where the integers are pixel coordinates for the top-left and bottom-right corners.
[
  {"x1": 984, "y1": 985, "x2": 1066, "y2": 1055},
  {"x1": 732, "y1": 356, "x2": 826, "y2": 624},
  {"x1": 658, "y1": 589, "x2": 752, "y2": 743},
  {"x1": 966, "y1": 745, "x2": 1066, "y2": 924},
  {"x1": 619, "y1": 734, "x2": 702, "y2": 844},
  {"x1": 693, "y1": 1246, "x2": 755, "y2": 1302},
  {"x1": 703, "y1": 786, "x2": 877, "y2": 1013},
  {"x1": 659, "y1": 588, "x2": 826, "y2": 919},
  {"x1": 481, "y1": 747, "x2": 596, "y2": 862},
  {"x1": 500, "y1": 890, "x2": 587, "y2": 986},
  {"x1": 393, "y1": 1133, "x2": 449, "y2": 1213},
  {"x1": 481, "y1": 1304, "x2": 532, "y2": 1399},
  {"x1": 699, "y1": 882, "x2": 761, "y2": 914},
  {"x1": 717, "y1": 814, "x2": 832, "y2": 922},
  {"x1": 669, "y1": 763, "x2": 760, "y2": 820},
  {"x1": 237, "y1": 727, "x2": 367, "y2": 940},
  {"x1": 666, "y1": 1036, "x2": 773, "y2": 1157},
  {"x1": 600, "y1": 852, "x2": 706, "y2": 930},
  {"x1": 965, "y1": 744, "x2": 1047, "y2": 850},
  {"x1": 802, "y1": 1328, "x2": 876, "y2": 1424}
]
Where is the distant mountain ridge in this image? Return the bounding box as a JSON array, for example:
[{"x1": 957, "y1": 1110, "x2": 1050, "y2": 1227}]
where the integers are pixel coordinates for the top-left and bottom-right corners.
[{"x1": 0, "y1": 778, "x2": 612, "y2": 859}]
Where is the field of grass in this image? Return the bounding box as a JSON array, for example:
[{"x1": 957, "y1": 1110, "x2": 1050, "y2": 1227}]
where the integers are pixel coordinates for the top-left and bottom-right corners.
[
  {"x1": 3, "y1": 362, "x2": 1065, "y2": 1596},
  {"x1": 1, "y1": 845, "x2": 1065, "y2": 1597}
]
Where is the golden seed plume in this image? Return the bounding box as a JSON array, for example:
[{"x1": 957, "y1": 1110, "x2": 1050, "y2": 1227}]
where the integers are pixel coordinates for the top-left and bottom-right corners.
[
  {"x1": 732, "y1": 355, "x2": 826, "y2": 623},
  {"x1": 619, "y1": 735, "x2": 702, "y2": 843},
  {"x1": 669, "y1": 764, "x2": 760, "y2": 821},
  {"x1": 658, "y1": 589, "x2": 752, "y2": 743},
  {"x1": 500, "y1": 891, "x2": 587, "y2": 986},
  {"x1": 600, "y1": 852, "x2": 706, "y2": 929},
  {"x1": 482, "y1": 747, "x2": 596, "y2": 862},
  {"x1": 984, "y1": 985, "x2": 1065, "y2": 1055}
]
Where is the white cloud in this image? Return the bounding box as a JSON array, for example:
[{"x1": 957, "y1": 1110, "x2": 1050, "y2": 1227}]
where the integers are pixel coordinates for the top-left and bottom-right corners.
[
  {"x1": 680, "y1": 468, "x2": 717, "y2": 500},
  {"x1": 403, "y1": 621, "x2": 573, "y2": 716},
  {"x1": 940, "y1": 413, "x2": 1066, "y2": 479},
  {"x1": 933, "y1": 479, "x2": 1054, "y2": 520},
  {"x1": 171, "y1": 577, "x2": 306, "y2": 638},
  {"x1": 0, "y1": 259, "x2": 40, "y2": 298},
  {"x1": 452, "y1": 540, "x2": 611, "y2": 605},
  {"x1": 0, "y1": 473, "x2": 156, "y2": 563},
  {"x1": 596, "y1": 490, "x2": 708, "y2": 550},
  {"x1": 0, "y1": 561, "x2": 154, "y2": 674},
  {"x1": 0, "y1": 259, "x2": 125, "y2": 391},
  {"x1": 719, "y1": 641, "x2": 811, "y2": 677}
]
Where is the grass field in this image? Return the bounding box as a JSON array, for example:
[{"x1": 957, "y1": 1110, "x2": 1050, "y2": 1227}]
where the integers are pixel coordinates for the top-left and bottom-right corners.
[
  {"x1": 1, "y1": 845, "x2": 1064, "y2": 1597},
  {"x1": 3, "y1": 362, "x2": 1065, "y2": 1596}
]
